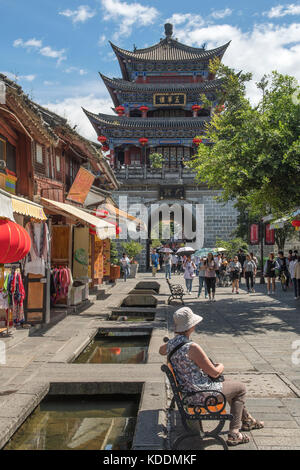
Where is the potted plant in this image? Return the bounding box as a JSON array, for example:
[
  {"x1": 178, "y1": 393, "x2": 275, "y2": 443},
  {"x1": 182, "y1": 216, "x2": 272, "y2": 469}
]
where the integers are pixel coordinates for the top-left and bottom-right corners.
[
  {"x1": 121, "y1": 241, "x2": 143, "y2": 278},
  {"x1": 109, "y1": 241, "x2": 121, "y2": 281}
]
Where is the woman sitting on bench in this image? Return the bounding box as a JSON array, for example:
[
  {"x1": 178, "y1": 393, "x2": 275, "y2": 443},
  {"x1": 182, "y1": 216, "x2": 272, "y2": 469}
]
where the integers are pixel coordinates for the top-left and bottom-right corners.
[{"x1": 159, "y1": 307, "x2": 264, "y2": 446}]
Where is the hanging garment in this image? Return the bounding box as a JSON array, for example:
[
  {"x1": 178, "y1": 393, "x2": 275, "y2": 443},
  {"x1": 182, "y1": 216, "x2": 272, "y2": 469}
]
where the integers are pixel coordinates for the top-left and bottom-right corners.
[
  {"x1": 8, "y1": 271, "x2": 25, "y2": 324},
  {"x1": 25, "y1": 222, "x2": 49, "y2": 276}
]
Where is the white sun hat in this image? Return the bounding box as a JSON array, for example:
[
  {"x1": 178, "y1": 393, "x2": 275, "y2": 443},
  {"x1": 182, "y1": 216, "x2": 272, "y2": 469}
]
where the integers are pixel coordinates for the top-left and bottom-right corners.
[{"x1": 173, "y1": 307, "x2": 203, "y2": 333}]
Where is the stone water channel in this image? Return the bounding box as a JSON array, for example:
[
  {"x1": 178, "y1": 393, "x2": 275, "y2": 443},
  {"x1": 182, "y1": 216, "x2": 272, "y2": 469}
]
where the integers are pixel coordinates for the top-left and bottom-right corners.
[{"x1": 0, "y1": 279, "x2": 169, "y2": 451}]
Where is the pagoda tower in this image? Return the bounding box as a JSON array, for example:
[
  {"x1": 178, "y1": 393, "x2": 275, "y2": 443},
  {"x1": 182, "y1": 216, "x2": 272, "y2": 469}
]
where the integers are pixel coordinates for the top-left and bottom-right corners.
[
  {"x1": 84, "y1": 23, "x2": 230, "y2": 169},
  {"x1": 84, "y1": 24, "x2": 237, "y2": 271}
]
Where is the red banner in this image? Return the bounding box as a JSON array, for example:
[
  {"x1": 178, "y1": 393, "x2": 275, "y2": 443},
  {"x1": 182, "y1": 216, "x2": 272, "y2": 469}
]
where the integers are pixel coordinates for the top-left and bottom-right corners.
[
  {"x1": 265, "y1": 223, "x2": 275, "y2": 245},
  {"x1": 250, "y1": 224, "x2": 259, "y2": 245}
]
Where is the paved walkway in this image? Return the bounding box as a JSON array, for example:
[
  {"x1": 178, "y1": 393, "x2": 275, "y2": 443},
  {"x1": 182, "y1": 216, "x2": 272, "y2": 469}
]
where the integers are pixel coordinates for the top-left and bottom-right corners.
[
  {"x1": 0, "y1": 271, "x2": 299, "y2": 450},
  {"x1": 160, "y1": 272, "x2": 300, "y2": 450}
]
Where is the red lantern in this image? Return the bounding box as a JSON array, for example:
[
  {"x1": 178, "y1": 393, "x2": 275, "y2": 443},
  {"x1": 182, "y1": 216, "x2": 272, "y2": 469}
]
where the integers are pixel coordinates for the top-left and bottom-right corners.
[
  {"x1": 139, "y1": 106, "x2": 149, "y2": 112},
  {"x1": 192, "y1": 104, "x2": 201, "y2": 111},
  {"x1": 292, "y1": 220, "x2": 300, "y2": 227},
  {"x1": 102, "y1": 145, "x2": 109, "y2": 152},
  {"x1": 97, "y1": 135, "x2": 107, "y2": 144},
  {"x1": 94, "y1": 209, "x2": 109, "y2": 218},
  {"x1": 139, "y1": 138, "x2": 148, "y2": 146},
  {"x1": 115, "y1": 106, "x2": 125, "y2": 115},
  {"x1": 0, "y1": 220, "x2": 31, "y2": 263},
  {"x1": 193, "y1": 137, "x2": 202, "y2": 146}
]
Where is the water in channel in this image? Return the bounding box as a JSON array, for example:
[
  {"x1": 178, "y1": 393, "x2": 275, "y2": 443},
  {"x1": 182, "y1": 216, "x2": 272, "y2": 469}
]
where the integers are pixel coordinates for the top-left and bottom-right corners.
[
  {"x1": 74, "y1": 332, "x2": 150, "y2": 364},
  {"x1": 4, "y1": 394, "x2": 139, "y2": 450}
]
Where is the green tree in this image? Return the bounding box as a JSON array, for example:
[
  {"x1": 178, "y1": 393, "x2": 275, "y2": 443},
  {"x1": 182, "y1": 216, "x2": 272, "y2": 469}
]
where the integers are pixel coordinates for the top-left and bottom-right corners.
[
  {"x1": 121, "y1": 241, "x2": 143, "y2": 261},
  {"x1": 149, "y1": 152, "x2": 164, "y2": 169},
  {"x1": 110, "y1": 241, "x2": 119, "y2": 265},
  {"x1": 188, "y1": 62, "x2": 300, "y2": 218},
  {"x1": 216, "y1": 237, "x2": 248, "y2": 259}
]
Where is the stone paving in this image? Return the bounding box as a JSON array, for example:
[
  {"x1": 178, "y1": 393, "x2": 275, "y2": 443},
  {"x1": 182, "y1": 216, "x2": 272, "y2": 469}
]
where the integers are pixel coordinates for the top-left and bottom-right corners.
[{"x1": 0, "y1": 271, "x2": 299, "y2": 450}]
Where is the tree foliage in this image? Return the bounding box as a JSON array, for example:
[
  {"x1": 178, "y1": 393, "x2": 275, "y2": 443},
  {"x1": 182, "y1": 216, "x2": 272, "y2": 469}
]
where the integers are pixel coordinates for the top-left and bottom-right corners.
[
  {"x1": 216, "y1": 237, "x2": 249, "y2": 259},
  {"x1": 188, "y1": 61, "x2": 300, "y2": 218}
]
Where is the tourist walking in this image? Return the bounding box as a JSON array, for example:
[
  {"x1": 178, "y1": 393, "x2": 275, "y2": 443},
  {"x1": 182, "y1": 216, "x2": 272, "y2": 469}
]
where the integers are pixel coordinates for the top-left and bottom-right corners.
[
  {"x1": 243, "y1": 254, "x2": 256, "y2": 293},
  {"x1": 249, "y1": 252, "x2": 258, "y2": 284},
  {"x1": 289, "y1": 254, "x2": 300, "y2": 299},
  {"x1": 276, "y1": 251, "x2": 290, "y2": 289},
  {"x1": 171, "y1": 253, "x2": 178, "y2": 274},
  {"x1": 264, "y1": 253, "x2": 277, "y2": 294},
  {"x1": 204, "y1": 252, "x2": 217, "y2": 301},
  {"x1": 237, "y1": 250, "x2": 246, "y2": 286},
  {"x1": 229, "y1": 256, "x2": 242, "y2": 294},
  {"x1": 151, "y1": 249, "x2": 159, "y2": 277},
  {"x1": 159, "y1": 307, "x2": 264, "y2": 447},
  {"x1": 183, "y1": 255, "x2": 196, "y2": 294},
  {"x1": 295, "y1": 256, "x2": 300, "y2": 299},
  {"x1": 120, "y1": 253, "x2": 130, "y2": 282},
  {"x1": 164, "y1": 252, "x2": 172, "y2": 280},
  {"x1": 198, "y1": 257, "x2": 208, "y2": 299}
]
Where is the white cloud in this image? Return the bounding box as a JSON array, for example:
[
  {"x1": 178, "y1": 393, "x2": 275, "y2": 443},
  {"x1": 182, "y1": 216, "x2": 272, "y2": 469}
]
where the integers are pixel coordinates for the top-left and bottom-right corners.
[
  {"x1": 166, "y1": 13, "x2": 205, "y2": 28},
  {"x1": 101, "y1": 0, "x2": 159, "y2": 39},
  {"x1": 59, "y1": 5, "x2": 96, "y2": 23},
  {"x1": 170, "y1": 20, "x2": 300, "y2": 103},
  {"x1": 210, "y1": 8, "x2": 233, "y2": 19},
  {"x1": 13, "y1": 38, "x2": 66, "y2": 65},
  {"x1": 1, "y1": 71, "x2": 36, "y2": 82},
  {"x1": 42, "y1": 95, "x2": 113, "y2": 141},
  {"x1": 64, "y1": 66, "x2": 88, "y2": 75},
  {"x1": 13, "y1": 38, "x2": 43, "y2": 49},
  {"x1": 98, "y1": 34, "x2": 107, "y2": 46},
  {"x1": 265, "y1": 4, "x2": 300, "y2": 18}
]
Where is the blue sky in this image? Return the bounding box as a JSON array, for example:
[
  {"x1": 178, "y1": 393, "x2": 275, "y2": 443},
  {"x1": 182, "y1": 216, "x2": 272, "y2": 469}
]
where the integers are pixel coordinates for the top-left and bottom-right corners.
[{"x1": 1, "y1": 0, "x2": 300, "y2": 140}]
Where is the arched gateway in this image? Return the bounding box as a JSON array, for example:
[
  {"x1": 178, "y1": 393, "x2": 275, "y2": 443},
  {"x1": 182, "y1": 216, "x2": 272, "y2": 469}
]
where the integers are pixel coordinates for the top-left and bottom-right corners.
[{"x1": 84, "y1": 24, "x2": 238, "y2": 271}]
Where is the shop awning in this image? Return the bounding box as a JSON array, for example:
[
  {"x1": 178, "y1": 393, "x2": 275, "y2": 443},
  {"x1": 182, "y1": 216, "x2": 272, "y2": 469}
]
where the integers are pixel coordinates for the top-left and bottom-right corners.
[
  {"x1": 0, "y1": 189, "x2": 15, "y2": 222},
  {"x1": 41, "y1": 198, "x2": 116, "y2": 239},
  {"x1": 0, "y1": 188, "x2": 46, "y2": 221}
]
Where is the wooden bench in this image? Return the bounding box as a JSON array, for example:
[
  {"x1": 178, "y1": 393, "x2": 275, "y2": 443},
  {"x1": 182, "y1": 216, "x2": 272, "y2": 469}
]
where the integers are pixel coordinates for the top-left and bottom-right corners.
[
  {"x1": 161, "y1": 362, "x2": 232, "y2": 450},
  {"x1": 166, "y1": 279, "x2": 184, "y2": 305}
]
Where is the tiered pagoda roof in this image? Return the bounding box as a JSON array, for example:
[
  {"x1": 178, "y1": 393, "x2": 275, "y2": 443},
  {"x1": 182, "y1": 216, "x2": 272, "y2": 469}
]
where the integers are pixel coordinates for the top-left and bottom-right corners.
[
  {"x1": 83, "y1": 108, "x2": 208, "y2": 139},
  {"x1": 100, "y1": 74, "x2": 222, "y2": 107},
  {"x1": 110, "y1": 40, "x2": 230, "y2": 62}
]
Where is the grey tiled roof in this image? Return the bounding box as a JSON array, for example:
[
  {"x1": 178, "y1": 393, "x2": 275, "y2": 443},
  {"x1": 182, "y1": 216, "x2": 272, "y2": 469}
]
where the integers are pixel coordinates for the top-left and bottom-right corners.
[
  {"x1": 110, "y1": 39, "x2": 230, "y2": 62},
  {"x1": 83, "y1": 108, "x2": 208, "y2": 129},
  {"x1": 100, "y1": 74, "x2": 222, "y2": 92}
]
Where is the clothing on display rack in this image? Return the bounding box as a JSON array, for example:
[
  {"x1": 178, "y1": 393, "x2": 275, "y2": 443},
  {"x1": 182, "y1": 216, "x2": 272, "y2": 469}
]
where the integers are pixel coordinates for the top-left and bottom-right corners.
[
  {"x1": 50, "y1": 267, "x2": 73, "y2": 305},
  {"x1": 2, "y1": 268, "x2": 25, "y2": 324},
  {"x1": 25, "y1": 222, "x2": 49, "y2": 276}
]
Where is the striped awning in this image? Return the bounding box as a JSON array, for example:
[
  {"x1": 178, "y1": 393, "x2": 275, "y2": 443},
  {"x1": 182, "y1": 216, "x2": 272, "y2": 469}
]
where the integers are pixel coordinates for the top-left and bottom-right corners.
[
  {"x1": 41, "y1": 198, "x2": 116, "y2": 239},
  {"x1": 0, "y1": 188, "x2": 46, "y2": 221},
  {"x1": 11, "y1": 197, "x2": 47, "y2": 220}
]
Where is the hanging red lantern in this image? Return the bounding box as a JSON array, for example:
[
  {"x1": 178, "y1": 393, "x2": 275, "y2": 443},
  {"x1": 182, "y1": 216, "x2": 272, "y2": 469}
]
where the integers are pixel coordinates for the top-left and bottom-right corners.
[
  {"x1": 192, "y1": 104, "x2": 201, "y2": 112},
  {"x1": 139, "y1": 138, "x2": 148, "y2": 146},
  {"x1": 193, "y1": 137, "x2": 202, "y2": 146},
  {"x1": 97, "y1": 135, "x2": 107, "y2": 144},
  {"x1": 102, "y1": 145, "x2": 109, "y2": 152},
  {"x1": 0, "y1": 219, "x2": 31, "y2": 263},
  {"x1": 115, "y1": 106, "x2": 125, "y2": 116},
  {"x1": 292, "y1": 220, "x2": 300, "y2": 227},
  {"x1": 139, "y1": 105, "x2": 149, "y2": 112},
  {"x1": 94, "y1": 209, "x2": 109, "y2": 218}
]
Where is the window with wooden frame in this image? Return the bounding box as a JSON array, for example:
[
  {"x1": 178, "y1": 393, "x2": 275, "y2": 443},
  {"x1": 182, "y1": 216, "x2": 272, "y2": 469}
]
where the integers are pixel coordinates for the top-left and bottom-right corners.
[
  {"x1": 56, "y1": 154, "x2": 61, "y2": 173},
  {"x1": 0, "y1": 135, "x2": 6, "y2": 163},
  {"x1": 36, "y1": 143, "x2": 43, "y2": 165}
]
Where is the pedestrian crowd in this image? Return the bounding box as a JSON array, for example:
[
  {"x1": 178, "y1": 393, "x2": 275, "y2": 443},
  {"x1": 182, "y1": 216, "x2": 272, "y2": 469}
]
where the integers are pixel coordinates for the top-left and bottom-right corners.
[{"x1": 151, "y1": 247, "x2": 300, "y2": 301}]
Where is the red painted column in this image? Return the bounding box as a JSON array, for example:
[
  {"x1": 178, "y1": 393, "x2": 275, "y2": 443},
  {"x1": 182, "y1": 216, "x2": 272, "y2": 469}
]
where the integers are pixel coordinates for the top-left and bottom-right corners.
[{"x1": 124, "y1": 148, "x2": 130, "y2": 166}]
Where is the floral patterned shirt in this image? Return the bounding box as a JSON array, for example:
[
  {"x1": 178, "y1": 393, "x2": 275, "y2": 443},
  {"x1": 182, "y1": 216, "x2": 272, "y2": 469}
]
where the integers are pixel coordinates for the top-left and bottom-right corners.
[{"x1": 167, "y1": 335, "x2": 222, "y2": 404}]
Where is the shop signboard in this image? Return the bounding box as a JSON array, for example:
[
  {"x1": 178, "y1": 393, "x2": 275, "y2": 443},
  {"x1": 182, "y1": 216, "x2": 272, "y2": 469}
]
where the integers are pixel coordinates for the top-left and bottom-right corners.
[{"x1": 66, "y1": 167, "x2": 95, "y2": 205}]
